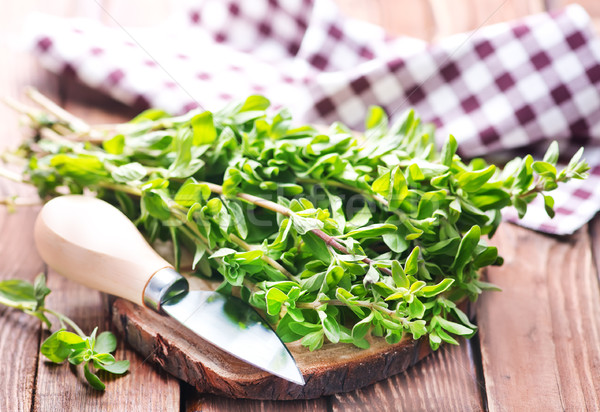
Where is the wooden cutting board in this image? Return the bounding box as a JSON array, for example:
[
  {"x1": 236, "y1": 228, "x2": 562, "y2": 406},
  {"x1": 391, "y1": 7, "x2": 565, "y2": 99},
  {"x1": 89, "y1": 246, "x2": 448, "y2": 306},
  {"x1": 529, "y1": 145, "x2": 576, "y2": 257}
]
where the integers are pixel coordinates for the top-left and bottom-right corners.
[
  {"x1": 111, "y1": 299, "x2": 432, "y2": 400},
  {"x1": 110, "y1": 272, "x2": 441, "y2": 400}
]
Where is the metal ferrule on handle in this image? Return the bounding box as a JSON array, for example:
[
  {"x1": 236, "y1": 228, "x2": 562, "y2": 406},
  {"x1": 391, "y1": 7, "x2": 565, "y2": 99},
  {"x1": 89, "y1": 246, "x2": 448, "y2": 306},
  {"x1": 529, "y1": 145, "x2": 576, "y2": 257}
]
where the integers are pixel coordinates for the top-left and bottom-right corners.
[{"x1": 143, "y1": 268, "x2": 189, "y2": 312}]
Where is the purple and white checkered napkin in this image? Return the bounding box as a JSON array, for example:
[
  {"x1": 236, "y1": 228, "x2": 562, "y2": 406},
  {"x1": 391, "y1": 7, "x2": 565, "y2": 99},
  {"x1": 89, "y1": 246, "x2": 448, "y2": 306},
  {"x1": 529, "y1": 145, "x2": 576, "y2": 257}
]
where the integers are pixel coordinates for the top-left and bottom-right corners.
[{"x1": 23, "y1": 0, "x2": 600, "y2": 235}]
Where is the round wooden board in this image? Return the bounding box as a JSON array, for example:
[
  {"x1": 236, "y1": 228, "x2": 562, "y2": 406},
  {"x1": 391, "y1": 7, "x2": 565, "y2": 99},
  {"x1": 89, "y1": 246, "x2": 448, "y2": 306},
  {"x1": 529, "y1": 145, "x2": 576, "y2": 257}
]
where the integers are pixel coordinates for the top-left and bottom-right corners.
[{"x1": 111, "y1": 298, "x2": 433, "y2": 400}]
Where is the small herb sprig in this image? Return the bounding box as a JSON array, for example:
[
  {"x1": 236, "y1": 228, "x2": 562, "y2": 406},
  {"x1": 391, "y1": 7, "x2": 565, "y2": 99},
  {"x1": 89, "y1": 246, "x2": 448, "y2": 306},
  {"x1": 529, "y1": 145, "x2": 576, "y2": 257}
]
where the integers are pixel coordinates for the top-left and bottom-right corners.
[
  {"x1": 1, "y1": 89, "x2": 589, "y2": 352},
  {"x1": 0, "y1": 273, "x2": 130, "y2": 390}
]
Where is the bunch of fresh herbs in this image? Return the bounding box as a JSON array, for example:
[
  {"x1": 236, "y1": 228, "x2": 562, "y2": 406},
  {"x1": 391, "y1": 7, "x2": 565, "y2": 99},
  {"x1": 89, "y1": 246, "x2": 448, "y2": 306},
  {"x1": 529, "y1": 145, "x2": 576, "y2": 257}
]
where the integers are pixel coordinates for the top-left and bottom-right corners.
[
  {"x1": 0, "y1": 273, "x2": 129, "y2": 390},
  {"x1": 1, "y1": 89, "x2": 589, "y2": 353}
]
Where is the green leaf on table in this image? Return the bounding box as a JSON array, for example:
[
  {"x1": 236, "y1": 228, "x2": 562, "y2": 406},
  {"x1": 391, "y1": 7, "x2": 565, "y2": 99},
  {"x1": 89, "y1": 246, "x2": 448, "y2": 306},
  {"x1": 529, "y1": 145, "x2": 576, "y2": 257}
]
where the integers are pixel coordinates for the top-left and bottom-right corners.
[
  {"x1": 41, "y1": 329, "x2": 86, "y2": 363},
  {"x1": 98, "y1": 360, "x2": 130, "y2": 375},
  {"x1": 93, "y1": 352, "x2": 116, "y2": 365},
  {"x1": 0, "y1": 279, "x2": 36, "y2": 306},
  {"x1": 84, "y1": 363, "x2": 106, "y2": 391},
  {"x1": 33, "y1": 273, "x2": 51, "y2": 309},
  {"x1": 8, "y1": 89, "x2": 592, "y2": 358},
  {"x1": 94, "y1": 331, "x2": 117, "y2": 354}
]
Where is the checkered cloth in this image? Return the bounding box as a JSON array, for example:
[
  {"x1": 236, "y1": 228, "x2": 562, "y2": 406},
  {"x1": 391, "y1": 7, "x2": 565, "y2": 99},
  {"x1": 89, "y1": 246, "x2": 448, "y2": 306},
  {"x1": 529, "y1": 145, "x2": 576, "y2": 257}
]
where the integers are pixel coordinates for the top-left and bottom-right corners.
[{"x1": 22, "y1": 0, "x2": 600, "y2": 235}]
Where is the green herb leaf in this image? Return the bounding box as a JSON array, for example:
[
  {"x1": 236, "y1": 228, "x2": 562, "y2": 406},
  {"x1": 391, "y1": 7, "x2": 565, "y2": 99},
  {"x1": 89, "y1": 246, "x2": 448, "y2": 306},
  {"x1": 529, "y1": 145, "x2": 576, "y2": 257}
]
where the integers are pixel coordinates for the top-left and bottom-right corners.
[
  {"x1": 41, "y1": 329, "x2": 86, "y2": 363},
  {"x1": 8, "y1": 90, "x2": 588, "y2": 357},
  {"x1": 99, "y1": 360, "x2": 130, "y2": 375},
  {"x1": 94, "y1": 331, "x2": 117, "y2": 354},
  {"x1": 191, "y1": 111, "x2": 217, "y2": 145},
  {"x1": 0, "y1": 279, "x2": 36, "y2": 307},
  {"x1": 111, "y1": 162, "x2": 146, "y2": 183},
  {"x1": 452, "y1": 225, "x2": 480, "y2": 278},
  {"x1": 103, "y1": 134, "x2": 125, "y2": 155},
  {"x1": 435, "y1": 316, "x2": 474, "y2": 336},
  {"x1": 84, "y1": 363, "x2": 106, "y2": 390}
]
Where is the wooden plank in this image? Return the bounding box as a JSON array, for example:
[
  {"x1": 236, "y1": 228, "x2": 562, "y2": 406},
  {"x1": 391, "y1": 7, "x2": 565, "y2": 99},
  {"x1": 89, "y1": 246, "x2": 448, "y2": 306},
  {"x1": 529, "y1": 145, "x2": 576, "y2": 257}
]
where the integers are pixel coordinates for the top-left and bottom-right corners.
[
  {"x1": 335, "y1": 0, "x2": 437, "y2": 40},
  {"x1": 33, "y1": 273, "x2": 180, "y2": 411},
  {"x1": 185, "y1": 391, "x2": 328, "y2": 412},
  {"x1": 550, "y1": 0, "x2": 600, "y2": 33},
  {"x1": 330, "y1": 339, "x2": 484, "y2": 411},
  {"x1": 111, "y1": 297, "x2": 434, "y2": 400},
  {"x1": 591, "y1": 215, "x2": 600, "y2": 282},
  {"x1": 0, "y1": 204, "x2": 45, "y2": 412},
  {"x1": 99, "y1": 0, "x2": 174, "y2": 27},
  {"x1": 31, "y1": 79, "x2": 181, "y2": 410},
  {"x1": 0, "y1": 0, "x2": 77, "y2": 410},
  {"x1": 478, "y1": 223, "x2": 600, "y2": 411},
  {"x1": 551, "y1": 0, "x2": 600, "y2": 16},
  {"x1": 428, "y1": 0, "x2": 545, "y2": 39}
]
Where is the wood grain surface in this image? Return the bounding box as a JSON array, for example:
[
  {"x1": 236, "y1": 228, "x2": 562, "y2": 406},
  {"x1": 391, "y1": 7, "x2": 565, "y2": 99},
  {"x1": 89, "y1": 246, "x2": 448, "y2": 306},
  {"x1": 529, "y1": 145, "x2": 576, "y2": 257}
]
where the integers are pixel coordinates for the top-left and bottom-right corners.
[
  {"x1": 1, "y1": 0, "x2": 600, "y2": 410},
  {"x1": 0, "y1": 204, "x2": 43, "y2": 412},
  {"x1": 478, "y1": 223, "x2": 600, "y2": 411},
  {"x1": 112, "y1": 299, "x2": 429, "y2": 400},
  {"x1": 329, "y1": 340, "x2": 484, "y2": 411},
  {"x1": 29, "y1": 85, "x2": 181, "y2": 412}
]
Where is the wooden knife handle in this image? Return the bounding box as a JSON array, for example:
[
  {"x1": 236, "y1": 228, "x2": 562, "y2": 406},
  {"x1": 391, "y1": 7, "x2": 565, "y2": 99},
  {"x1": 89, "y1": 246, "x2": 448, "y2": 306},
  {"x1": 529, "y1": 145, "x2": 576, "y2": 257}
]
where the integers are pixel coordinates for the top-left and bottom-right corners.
[{"x1": 34, "y1": 195, "x2": 172, "y2": 306}]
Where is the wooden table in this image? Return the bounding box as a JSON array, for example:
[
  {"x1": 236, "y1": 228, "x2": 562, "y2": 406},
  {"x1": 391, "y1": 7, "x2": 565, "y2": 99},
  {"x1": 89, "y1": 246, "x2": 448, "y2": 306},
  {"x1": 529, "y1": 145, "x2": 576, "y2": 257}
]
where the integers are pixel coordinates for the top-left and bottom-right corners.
[{"x1": 1, "y1": 1, "x2": 599, "y2": 410}]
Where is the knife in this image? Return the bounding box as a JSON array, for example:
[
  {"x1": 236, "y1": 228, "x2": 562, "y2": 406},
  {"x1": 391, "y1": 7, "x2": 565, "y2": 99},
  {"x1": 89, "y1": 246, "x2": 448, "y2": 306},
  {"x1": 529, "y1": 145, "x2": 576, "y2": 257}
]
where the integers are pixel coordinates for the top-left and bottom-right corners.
[{"x1": 33, "y1": 195, "x2": 304, "y2": 385}]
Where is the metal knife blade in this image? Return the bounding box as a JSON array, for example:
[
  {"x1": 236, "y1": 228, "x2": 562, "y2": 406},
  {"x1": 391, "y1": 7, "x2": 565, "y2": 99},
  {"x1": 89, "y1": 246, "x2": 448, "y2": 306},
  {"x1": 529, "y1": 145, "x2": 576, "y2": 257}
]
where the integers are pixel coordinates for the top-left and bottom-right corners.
[{"x1": 162, "y1": 290, "x2": 304, "y2": 385}]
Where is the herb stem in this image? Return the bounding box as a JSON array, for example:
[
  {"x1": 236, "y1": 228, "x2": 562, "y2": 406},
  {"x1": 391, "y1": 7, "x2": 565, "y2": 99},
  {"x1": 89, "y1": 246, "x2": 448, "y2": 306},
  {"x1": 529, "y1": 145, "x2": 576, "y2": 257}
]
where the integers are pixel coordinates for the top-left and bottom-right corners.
[
  {"x1": 44, "y1": 308, "x2": 86, "y2": 338},
  {"x1": 0, "y1": 196, "x2": 41, "y2": 207},
  {"x1": 298, "y1": 298, "x2": 398, "y2": 318},
  {"x1": 201, "y1": 181, "x2": 393, "y2": 275},
  {"x1": 297, "y1": 177, "x2": 387, "y2": 203},
  {"x1": 25, "y1": 87, "x2": 89, "y2": 133},
  {"x1": 2, "y1": 96, "x2": 43, "y2": 125},
  {"x1": 98, "y1": 182, "x2": 143, "y2": 197},
  {"x1": 94, "y1": 180, "x2": 295, "y2": 280},
  {"x1": 229, "y1": 233, "x2": 296, "y2": 281},
  {"x1": 0, "y1": 167, "x2": 25, "y2": 184},
  {"x1": 297, "y1": 177, "x2": 411, "y2": 223}
]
